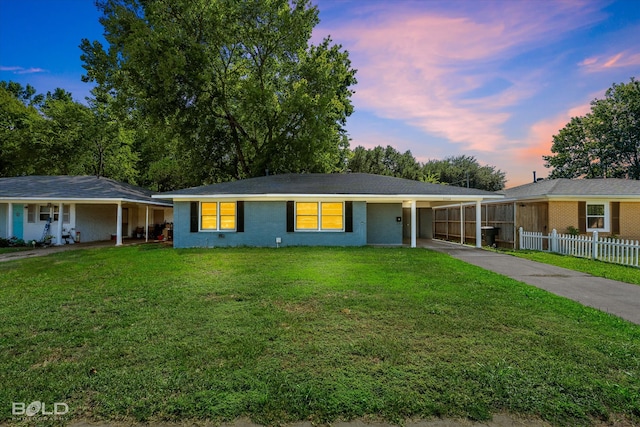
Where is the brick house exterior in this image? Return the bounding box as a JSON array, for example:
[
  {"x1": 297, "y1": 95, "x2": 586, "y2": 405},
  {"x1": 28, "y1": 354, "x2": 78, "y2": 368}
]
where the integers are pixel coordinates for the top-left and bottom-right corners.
[
  {"x1": 507, "y1": 179, "x2": 640, "y2": 241},
  {"x1": 154, "y1": 173, "x2": 503, "y2": 248},
  {"x1": 433, "y1": 178, "x2": 640, "y2": 249}
]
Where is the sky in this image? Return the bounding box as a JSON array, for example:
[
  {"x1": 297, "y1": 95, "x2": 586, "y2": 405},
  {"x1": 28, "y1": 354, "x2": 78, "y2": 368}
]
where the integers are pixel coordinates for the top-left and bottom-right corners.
[{"x1": 1, "y1": 0, "x2": 639, "y2": 188}]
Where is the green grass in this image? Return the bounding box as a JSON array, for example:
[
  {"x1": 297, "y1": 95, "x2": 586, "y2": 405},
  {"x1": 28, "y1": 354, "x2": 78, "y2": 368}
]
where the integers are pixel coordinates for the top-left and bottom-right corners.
[
  {"x1": 1, "y1": 246, "x2": 639, "y2": 426},
  {"x1": 0, "y1": 246, "x2": 33, "y2": 255},
  {"x1": 507, "y1": 250, "x2": 640, "y2": 286}
]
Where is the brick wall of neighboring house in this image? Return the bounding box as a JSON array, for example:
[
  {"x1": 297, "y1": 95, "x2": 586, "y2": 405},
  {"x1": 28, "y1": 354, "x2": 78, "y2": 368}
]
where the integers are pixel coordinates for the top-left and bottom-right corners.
[
  {"x1": 620, "y1": 202, "x2": 640, "y2": 241},
  {"x1": 548, "y1": 201, "x2": 579, "y2": 234}
]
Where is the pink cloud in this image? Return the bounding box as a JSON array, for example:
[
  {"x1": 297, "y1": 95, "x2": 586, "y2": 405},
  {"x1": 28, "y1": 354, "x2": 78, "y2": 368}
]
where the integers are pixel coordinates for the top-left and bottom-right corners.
[
  {"x1": 517, "y1": 102, "x2": 592, "y2": 160},
  {"x1": 486, "y1": 102, "x2": 595, "y2": 187},
  {"x1": 579, "y1": 51, "x2": 640, "y2": 72},
  {"x1": 317, "y1": 1, "x2": 604, "y2": 154}
]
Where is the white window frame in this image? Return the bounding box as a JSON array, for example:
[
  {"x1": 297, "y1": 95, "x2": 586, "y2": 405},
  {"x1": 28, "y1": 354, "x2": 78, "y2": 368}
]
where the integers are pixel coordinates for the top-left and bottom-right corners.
[
  {"x1": 586, "y1": 201, "x2": 610, "y2": 233},
  {"x1": 38, "y1": 204, "x2": 70, "y2": 223},
  {"x1": 199, "y1": 201, "x2": 236, "y2": 232},
  {"x1": 294, "y1": 201, "x2": 345, "y2": 232},
  {"x1": 39, "y1": 205, "x2": 53, "y2": 222},
  {"x1": 27, "y1": 204, "x2": 36, "y2": 223}
]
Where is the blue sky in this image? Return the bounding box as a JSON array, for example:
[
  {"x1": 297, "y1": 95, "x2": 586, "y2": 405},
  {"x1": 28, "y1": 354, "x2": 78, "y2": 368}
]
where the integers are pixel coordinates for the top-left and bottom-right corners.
[{"x1": 1, "y1": 0, "x2": 639, "y2": 187}]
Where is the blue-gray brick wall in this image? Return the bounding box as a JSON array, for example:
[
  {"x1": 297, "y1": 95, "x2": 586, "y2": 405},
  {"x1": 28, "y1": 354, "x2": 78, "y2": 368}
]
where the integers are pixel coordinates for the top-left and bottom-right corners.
[
  {"x1": 173, "y1": 200, "x2": 400, "y2": 248},
  {"x1": 366, "y1": 203, "x2": 403, "y2": 245}
]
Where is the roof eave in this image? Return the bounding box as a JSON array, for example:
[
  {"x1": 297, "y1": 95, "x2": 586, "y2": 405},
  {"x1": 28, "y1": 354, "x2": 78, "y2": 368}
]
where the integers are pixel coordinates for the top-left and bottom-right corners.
[
  {"x1": 493, "y1": 194, "x2": 640, "y2": 203},
  {"x1": 155, "y1": 193, "x2": 504, "y2": 201},
  {"x1": 0, "y1": 197, "x2": 173, "y2": 206}
]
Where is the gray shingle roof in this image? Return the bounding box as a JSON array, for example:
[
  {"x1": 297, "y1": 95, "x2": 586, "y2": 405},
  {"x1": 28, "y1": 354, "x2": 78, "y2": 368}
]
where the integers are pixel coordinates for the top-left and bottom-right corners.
[
  {"x1": 0, "y1": 175, "x2": 171, "y2": 205},
  {"x1": 160, "y1": 173, "x2": 500, "y2": 198},
  {"x1": 500, "y1": 178, "x2": 640, "y2": 199}
]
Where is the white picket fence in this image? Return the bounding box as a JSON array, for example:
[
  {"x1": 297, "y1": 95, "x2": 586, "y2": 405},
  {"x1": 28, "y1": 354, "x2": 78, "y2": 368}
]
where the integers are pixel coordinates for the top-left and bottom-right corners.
[{"x1": 519, "y1": 227, "x2": 640, "y2": 268}]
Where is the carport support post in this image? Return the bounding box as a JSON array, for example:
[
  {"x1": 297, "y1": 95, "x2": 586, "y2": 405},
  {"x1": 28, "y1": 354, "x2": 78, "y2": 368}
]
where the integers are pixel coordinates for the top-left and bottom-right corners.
[
  {"x1": 410, "y1": 200, "x2": 417, "y2": 248},
  {"x1": 145, "y1": 205, "x2": 149, "y2": 243},
  {"x1": 475, "y1": 200, "x2": 482, "y2": 248},
  {"x1": 116, "y1": 202, "x2": 123, "y2": 246},
  {"x1": 7, "y1": 203, "x2": 13, "y2": 239},
  {"x1": 55, "y1": 202, "x2": 64, "y2": 245},
  {"x1": 460, "y1": 203, "x2": 464, "y2": 244}
]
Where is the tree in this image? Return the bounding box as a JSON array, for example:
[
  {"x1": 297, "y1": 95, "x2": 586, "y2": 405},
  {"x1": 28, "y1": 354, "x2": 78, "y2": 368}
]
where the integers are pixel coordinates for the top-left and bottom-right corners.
[
  {"x1": 81, "y1": 87, "x2": 139, "y2": 182},
  {"x1": 347, "y1": 146, "x2": 504, "y2": 190},
  {"x1": 422, "y1": 155, "x2": 506, "y2": 191},
  {"x1": 348, "y1": 145, "x2": 424, "y2": 180},
  {"x1": 36, "y1": 88, "x2": 93, "y2": 176},
  {"x1": 0, "y1": 83, "x2": 44, "y2": 176},
  {"x1": 0, "y1": 81, "x2": 139, "y2": 182},
  {"x1": 545, "y1": 78, "x2": 640, "y2": 179},
  {"x1": 80, "y1": 0, "x2": 356, "y2": 185}
]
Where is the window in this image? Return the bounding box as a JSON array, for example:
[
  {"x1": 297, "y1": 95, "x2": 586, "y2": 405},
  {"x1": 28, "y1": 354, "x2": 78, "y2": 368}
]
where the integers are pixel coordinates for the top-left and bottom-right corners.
[
  {"x1": 201, "y1": 203, "x2": 217, "y2": 229},
  {"x1": 39, "y1": 205, "x2": 52, "y2": 222},
  {"x1": 295, "y1": 202, "x2": 343, "y2": 231},
  {"x1": 296, "y1": 202, "x2": 318, "y2": 230},
  {"x1": 39, "y1": 205, "x2": 70, "y2": 222},
  {"x1": 321, "y1": 202, "x2": 343, "y2": 230},
  {"x1": 219, "y1": 202, "x2": 236, "y2": 230},
  {"x1": 200, "y1": 202, "x2": 236, "y2": 231},
  {"x1": 586, "y1": 202, "x2": 609, "y2": 232},
  {"x1": 27, "y1": 204, "x2": 36, "y2": 223}
]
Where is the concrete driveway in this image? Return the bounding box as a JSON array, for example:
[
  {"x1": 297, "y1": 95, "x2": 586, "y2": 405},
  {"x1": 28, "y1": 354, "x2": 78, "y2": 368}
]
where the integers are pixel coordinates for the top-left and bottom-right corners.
[{"x1": 422, "y1": 239, "x2": 640, "y2": 325}]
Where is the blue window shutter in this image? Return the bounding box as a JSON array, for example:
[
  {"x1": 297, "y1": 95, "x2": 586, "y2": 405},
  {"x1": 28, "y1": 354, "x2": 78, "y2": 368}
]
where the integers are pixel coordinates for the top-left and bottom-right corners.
[{"x1": 345, "y1": 201, "x2": 353, "y2": 232}]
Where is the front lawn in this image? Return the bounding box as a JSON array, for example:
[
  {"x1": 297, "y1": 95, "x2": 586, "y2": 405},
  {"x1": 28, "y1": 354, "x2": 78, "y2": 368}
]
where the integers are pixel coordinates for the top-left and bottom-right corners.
[{"x1": 0, "y1": 246, "x2": 638, "y2": 426}]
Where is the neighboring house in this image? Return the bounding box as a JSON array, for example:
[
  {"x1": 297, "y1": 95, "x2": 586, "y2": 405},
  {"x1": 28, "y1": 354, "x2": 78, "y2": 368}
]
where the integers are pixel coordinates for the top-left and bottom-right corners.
[
  {"x1": 153, "y1": 173, "x2": 503, "y2": 248},
  {"x1": 501, "y1": 178, "x2": 640, "y2": 238},
  {"x1": 433, "y1": 178, "x2": 640, "y2": 248},
  {"x1": 0, "y1": 176, "x2": 173, "y2": 245}
]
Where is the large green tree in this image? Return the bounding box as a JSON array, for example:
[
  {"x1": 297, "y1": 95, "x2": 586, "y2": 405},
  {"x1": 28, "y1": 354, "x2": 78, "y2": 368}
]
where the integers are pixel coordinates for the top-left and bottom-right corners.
[
  {"x1": 80, "y1": 0, "x2": 356, "y2": 185},
  {"x1": 544, "y1": 78, "x2": 640, "y2": 179},
  {"x1": 422, "y1": 155, "x2": 506, "y2": 191},
  {"x1": 348, "y1": 145, "x2": 426, "y2": 181},
  {"x1": 0, "y1": 82, "x2": 44, "y2": 176},
  {"x1": 0, "y1": 81, "x2": 139, "y2": 182},
  {"x1": 347, "y1": 146, "x2": 505, "y2": 190}
]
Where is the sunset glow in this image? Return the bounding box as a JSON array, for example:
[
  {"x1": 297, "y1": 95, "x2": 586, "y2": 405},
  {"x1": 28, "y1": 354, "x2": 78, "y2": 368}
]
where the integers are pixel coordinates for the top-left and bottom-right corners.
[{"x1": 1, "y1": 0, "x2": 638, "y2": 187}]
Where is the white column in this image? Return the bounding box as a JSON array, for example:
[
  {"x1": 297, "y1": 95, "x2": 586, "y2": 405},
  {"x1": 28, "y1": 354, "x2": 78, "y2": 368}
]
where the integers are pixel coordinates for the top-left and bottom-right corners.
[
  {"x1": 7, "y1": 203, "x2": 13, "y2": 239},
  {"x1": 145, "y1": 205, "x2": 149, "y2": 243},
  {"x1": 410, "y1": 200, "x2": 417, "y2": 248},
  {"x1": 460, "y1": 203, "x2": 464, "y2": 244},
  {"x1": 475, "y1": 200, "x2": 482, "y2": 248},
  {"x1": 55, "y1": 202, "x2": 64, "y2": 245},
  {"x1": 116, "y1": 203, "x2": 123, "y2": 246}
]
